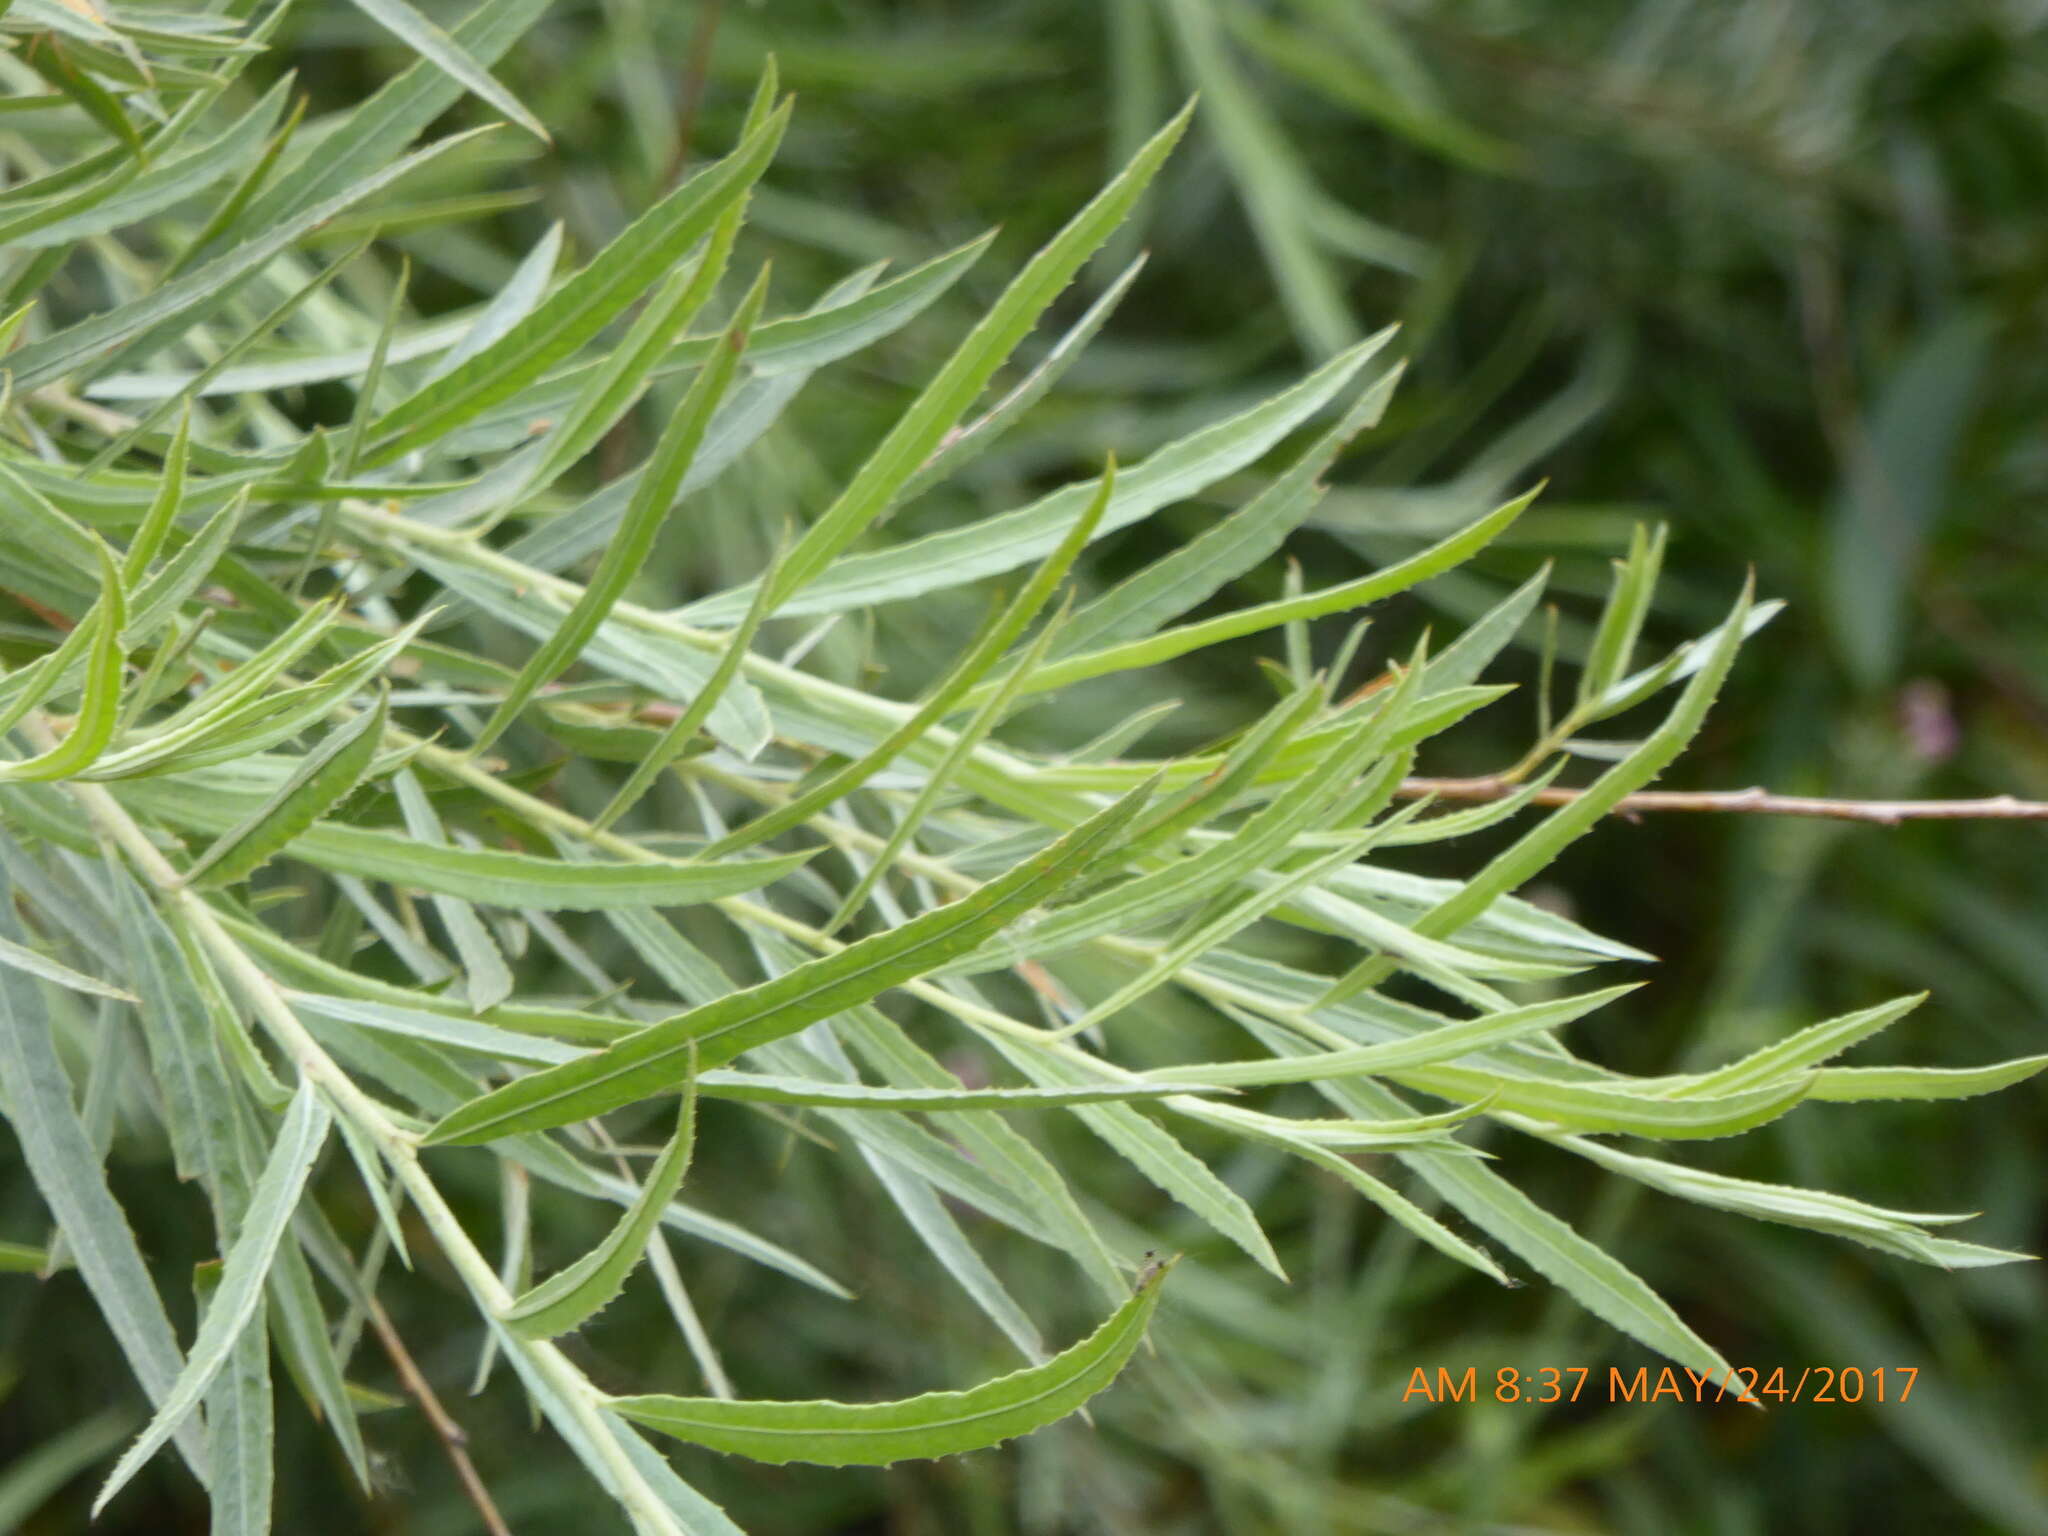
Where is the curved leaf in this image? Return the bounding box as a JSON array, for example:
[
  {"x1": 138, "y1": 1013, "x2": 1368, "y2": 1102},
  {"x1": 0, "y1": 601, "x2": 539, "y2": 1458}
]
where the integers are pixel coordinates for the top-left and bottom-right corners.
[{"x1": 611, "y1": 1260, "x2": 1171, "y2": 1465}]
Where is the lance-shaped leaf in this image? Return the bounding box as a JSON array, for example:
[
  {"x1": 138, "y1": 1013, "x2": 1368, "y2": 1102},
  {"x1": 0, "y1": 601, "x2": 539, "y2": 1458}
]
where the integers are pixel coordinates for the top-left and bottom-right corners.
[
  {"x1": 185, "y1": 692, "x2": 389, "y2": 886},
  {"x1": 265, "y1": 820, "x2": 812, "y2": 911},
  {"x1": 824, "y1": 592, "x2": 1076, "y2": 933},
  {"x1": 470, "y1": 266, "x2": 771, "y2": 755},
  {"x1": 1671, "y1": 994, "x2": 1928, "y2": 1097},
  {"x1": 896, "y1": 253, "x2": 1147, "y2": 506},
  {"x1": 760, "y1": 103, "x2": 1194, "y2": 610},
  {"x1": 1150, "y1": 985, "x2": 1640, "y2": 1087},
  {"x1": 0, "y1": 891, "x2": 205, "y2": 1480},
  {"x1": 1002, "y1": 486, "x2": 1538, "y2": 700},
  {"x1": 345, "y1": 0, "x2": 547, "y2": 141},
  {"x1": 697, "y1": 1074, "x2": 1230, "y2": 1112},
  {"x1": 95, "y1": 1082, "x2": 332, "y2": 1514},
  {"x1": 504, "y1": 1071, "x2": 697, "y2": 1338},
  {"x1": 702, "y1": 460, "x2": 1115, "y2": 856},
  {"x1": 6, "y1": 131, "x2": 485, "y2": 391},
  {"x1": 680, "y1": 321, "x2": 1385, "y2": 626},
  {"x1": 593, "y1": 532, "x2": 792, "y2": 830},
  {"x1": 1055, "y1": 344, "x2": 1402, "y2": 658},
  {"x1": 0, "y1": 78, "x2": 290, "y2": 250},
  {"x1": 424, "y1": 780, "x2": 1156, "y2": 1143},
  {"x1": 0, "y1": 546, "x2": 125, "y2": 784},
  {"x1": 391, "y1": 768, "x2": 511, "y2": 1010},
  {"x1": 0, "y1": 932, "x2": 136, "y2": 1002},
  {"x1": 119, "y1": 410, "x2": 191, "y2": 583},
  {"x1": 1322, "y1": 574, "x2": 1755, "y2": 1005},
  {"x1": 1802, "y1": 1057, "x2": 2048, "y2": 1103},
  {"x1": 363, "y1": 101, "x2": 789, "y2": 463},
  {"x1": 611, "y1": 1259, "x2": 1171, "y2": 1465}
]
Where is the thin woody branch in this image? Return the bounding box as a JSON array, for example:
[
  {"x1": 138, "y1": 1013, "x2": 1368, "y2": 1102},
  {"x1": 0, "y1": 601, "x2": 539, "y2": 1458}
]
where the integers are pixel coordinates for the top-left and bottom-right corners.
[
  {"x1": 363, "y1": 1296, "x2": 514, "y2": 1536},
  {"x1": 1396, "y1": 778, "x2": 2048, "y2": 824}
]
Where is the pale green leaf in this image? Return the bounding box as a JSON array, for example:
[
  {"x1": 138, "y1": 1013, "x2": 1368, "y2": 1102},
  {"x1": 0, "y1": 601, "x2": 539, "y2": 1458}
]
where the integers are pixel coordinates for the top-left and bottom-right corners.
[
  {"x1": 95, "y1": 1082, "x2": 331, "y2": 1515},
  {"x1": 425, "y1": 780, "x2": 1156, "y2": 1143},
  {"x1": 611, "y1": 1260, "x2": 1170, "y2": 1465}
]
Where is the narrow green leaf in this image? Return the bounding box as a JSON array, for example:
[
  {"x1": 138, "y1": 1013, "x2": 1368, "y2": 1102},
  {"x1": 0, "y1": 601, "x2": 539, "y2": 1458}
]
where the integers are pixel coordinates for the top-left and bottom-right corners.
[
  {"x1": 707, "y1": 457, "x2": 1114, "y2": 857},
  {"x1": 1010, "y1": 486, "x2": 1537, "y2": 700},
  {"x1": 0, "y1": 892, "x2": 205, "y2": 1479},
  {"x1": 1423, "y1": 564, "x2": 1548, "y2": 695},
  {"x1": 424, "y1": 780, "x2": 1156, "y2": 1143},
  {"x1": 345, "y1": 0, "x2": 548, "y2": 140},
  {"x1": 95, "y1": 1082, "x2": 332, "y2": 1515},
  {"x1": 429, "y1": 221, "x2": 562, "y2": 382},
  {"x1": 337, "y1": 259, "x2": 411, "y2": 479},
  {"x1": 762, "y1": 103, "x2": 1194, "y2": 609},
  {"x1": 1152, "y1": 986, "x2": 1640, "y2": 1087},
  {"x1": 893, "y1": 254, "x2": 1148, "y2": 506},
  {"x1": 0, "y1": 932, "x2": 136, "y2": 1002},
  {"x1": 505, "y1": 1073, "x2": 697, "y2": 1338},
  {"x1": 185, "y1": 693, "x2": 389, "y2": 887},
  {"x1": 698, "y1": 1073, "x2": 1228, "y2": 1112},
  {"x1": 1678, "y1": 994, "x2": 1928, "y2": 1097},
  {"x1": 826, "y1": 599, "x2": 1075, "y2": 933},
  {"x1": 1575, "y1": 522, "x2": 1666, "y2": 708},
  {"x1": 1804, "y1": 1057, "x2": 2048, "y2": 1103},
  {"x1": 593, "y1": 533, "x2": 790, "y2": 831},
  {"x1": 0, "y1": 546, "x2": 125, "y2": 784},
  {"x1": 470, "y1": 265, "x2": 771, "y2": 755},
  {"x1": 977, "y1": 1025, "x2": 1284, "y2": 1276},
  {"x1": 391, "y1": 767, "x2": 510, "y2": 1010},
  {"x1": 119, "y1": 410, "x2": 190, "y2": 583},
  {"x1": 612, "y1": 1260, "x2": 1171, "y2": 1465},
  {"x1": 7, "y1": 132, "x2": 484, "y2": 391},
  {"x1": 505, "y1": 236, "x2": 731, "y2": 510},
  {"x1": 1056, "y1": 349, "x2": 1402, "y2": 658},
  {"x1": 682, "y1": 284, "x2": 1383, "y2": 627},
  {"x1": 0, "y1": 78, "x2": 289, "y2": 249},
  {"x1": 365, "y1": 104, "x2": 790, "y2": 463},
  {"x1": 195, "y1": 1262, "x2": 273, "y2": 1536},
  {"x1": 19, "y1": 35, "x2": 143, "y2": 162}
]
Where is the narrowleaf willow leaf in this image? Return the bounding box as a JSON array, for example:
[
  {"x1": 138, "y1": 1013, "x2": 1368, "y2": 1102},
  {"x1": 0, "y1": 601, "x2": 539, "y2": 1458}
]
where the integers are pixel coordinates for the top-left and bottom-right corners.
[
  {"x1": 504, "y1": 1069, "x2": 697, "y2": 1338},
  {"x1": 425, "y1": 780, "x2": 1156, "y2": 1143},
  {"x1": 184, "y1": 691, "x2": 390, "y2": 886},
  {"x1": 469, "y1": 267, "x2": 773, "y2": 754},
  {"x1": 267, "y1": 822, "x2": 814, "y2": 912},
  {"x1": 611, "y1": 1259, "x2": 1171, "y2": 1465},
  {"x1": 95, "y1": 1083, "x2": 332, "y2": 1513},
  {"x1": 362, "y1": 96, "x2": 791, "y2": 463}
]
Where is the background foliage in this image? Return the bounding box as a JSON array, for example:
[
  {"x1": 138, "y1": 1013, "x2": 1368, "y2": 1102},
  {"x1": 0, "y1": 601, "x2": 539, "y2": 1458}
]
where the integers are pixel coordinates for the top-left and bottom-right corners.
[{"x1": 2, "y1": 2, "x2": 2045, "y2": 1534}]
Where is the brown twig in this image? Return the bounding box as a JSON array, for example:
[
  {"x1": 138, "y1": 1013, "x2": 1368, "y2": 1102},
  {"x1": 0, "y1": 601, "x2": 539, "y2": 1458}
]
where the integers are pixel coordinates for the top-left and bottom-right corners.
[
  {"x1": 1395, "y1": 777, "x2": 2048, "y2": 824},
  {"x1": 363, "y1": 1295, "x2": 514, "y2": 1536}
]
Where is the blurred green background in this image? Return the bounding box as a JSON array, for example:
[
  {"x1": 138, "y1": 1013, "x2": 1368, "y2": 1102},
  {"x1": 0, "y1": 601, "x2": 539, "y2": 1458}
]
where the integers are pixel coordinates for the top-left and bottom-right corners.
[{"x1": 10, "y1": 1, "x2": 2047, "y2": 1531}]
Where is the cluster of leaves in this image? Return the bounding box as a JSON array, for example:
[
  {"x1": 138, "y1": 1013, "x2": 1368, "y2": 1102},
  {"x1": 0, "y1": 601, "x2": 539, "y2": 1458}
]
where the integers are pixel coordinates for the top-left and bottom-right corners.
[{"x1": 0, "y1": 3, "x2": 2041, "y2": 1534}]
